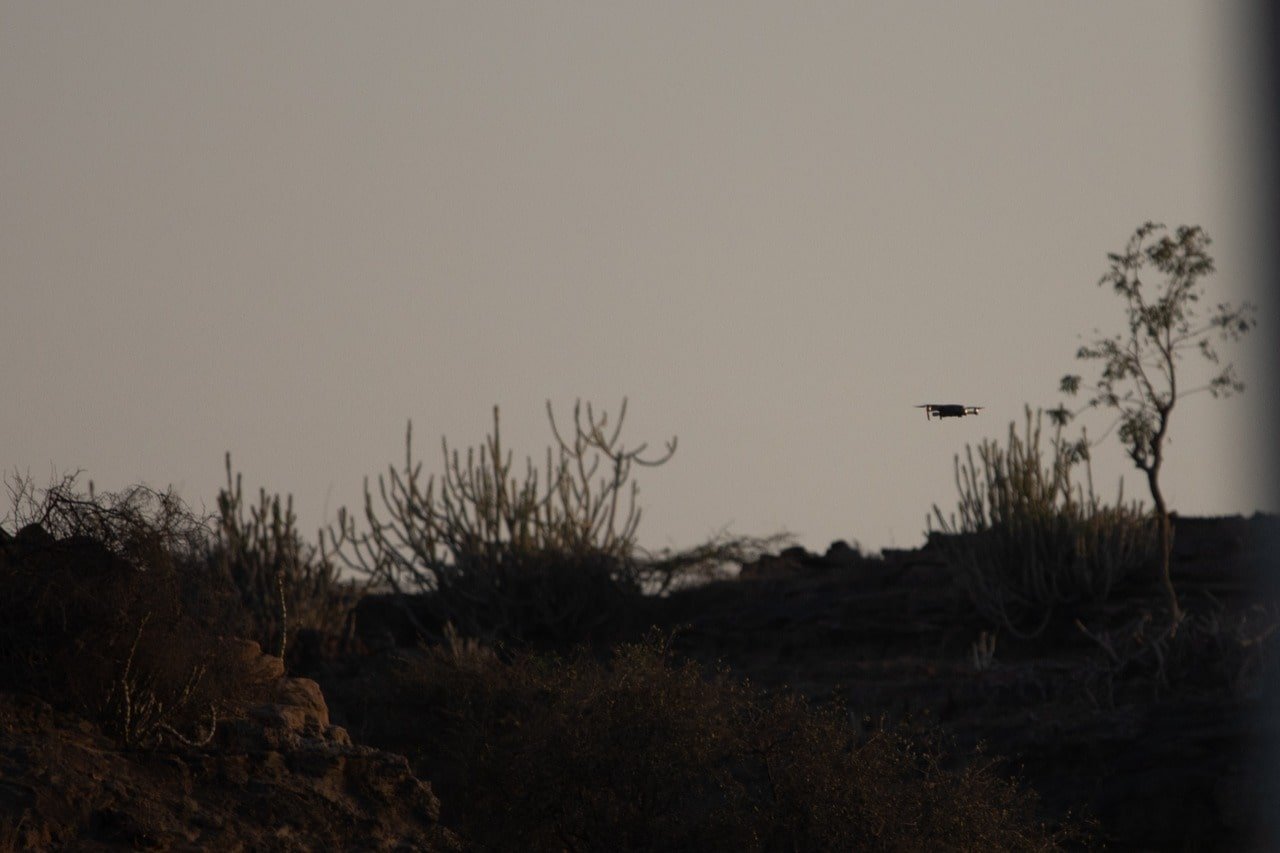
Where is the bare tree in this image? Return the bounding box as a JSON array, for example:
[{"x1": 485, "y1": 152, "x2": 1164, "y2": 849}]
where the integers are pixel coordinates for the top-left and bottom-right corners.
[{"x1": 1053, "y1": 222, "x2": 1255, "y2": 625}]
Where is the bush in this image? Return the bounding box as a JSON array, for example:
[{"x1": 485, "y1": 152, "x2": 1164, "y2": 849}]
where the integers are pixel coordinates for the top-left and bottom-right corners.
[
  {"x1": 328, "y1": 402, "x2": 786, "y2": 650},
  {"x1": 930, "y1": 407, "x2": 1158, "y2": 638},
  {"x1": 326, "y1": 401, "x2": 681, "y2": 649},
  {"x1": 1073, "y1": 602, "x2": 1280, "y2": 707},
  {"x1": 211, "y1": 454, "x2": 365, "y2": 664},
  {"x1": 353, "y1": 634, "x2": 1082, "y2": 851},
  {"x1": 0, "y1": 474, "x2": 274, "y2": 746}
]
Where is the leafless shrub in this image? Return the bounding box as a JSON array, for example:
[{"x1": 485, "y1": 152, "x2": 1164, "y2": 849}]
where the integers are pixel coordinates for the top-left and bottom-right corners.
[
  {"x1": 639, "y1": 530, "x2": 794, "y2": 594},
  {"x1": 5, "y1": 470, "x2": 207, "y2": 571},
  {"x1": 0, "y1": 473, "x2": 273, "y2": 746},
  {"x1": 930, "y1": 407, "x2": 1159, "y2": 638},
  {"x1": 1074, "y1": 601, "x2": 1280, "y2": 708}
]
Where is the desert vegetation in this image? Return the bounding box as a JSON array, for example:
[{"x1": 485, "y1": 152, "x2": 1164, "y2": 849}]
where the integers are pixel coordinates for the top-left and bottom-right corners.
[
  {"x1": 930, "y1": 406, "x2": 1158, "y2": 638},
  {"x1": 211, "y1": 452, "x2": 364, "y2": 665},
  {"x1": 1, "y1": 389, "x2": 1270, "y2": 848},
  {"x1": 338, "y1": 631, "x2": 1078, "y2": 851},
  {"x1": 0, "y1": 462, "x2": 369, "y2": 750},
  {"x1": 1053, "y1": 222, "x2": 1256, "y2": 624},
  {"x1": 324, "y1": 400, "x2": 781, "y2": 650},
  {"x1": 0, "y1": 474, "x2": 269, "y2": 746}
]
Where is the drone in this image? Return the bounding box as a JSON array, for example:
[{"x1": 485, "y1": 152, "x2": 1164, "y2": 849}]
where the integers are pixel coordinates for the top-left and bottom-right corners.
[{"x1": 916, "y1": 404, "x2": 984, "y2": 420}]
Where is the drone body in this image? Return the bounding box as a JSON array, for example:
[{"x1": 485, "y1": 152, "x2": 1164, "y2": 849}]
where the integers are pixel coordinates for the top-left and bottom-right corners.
[{"x1": 917, "y1": 404, "x2": 983, "y2": 420}]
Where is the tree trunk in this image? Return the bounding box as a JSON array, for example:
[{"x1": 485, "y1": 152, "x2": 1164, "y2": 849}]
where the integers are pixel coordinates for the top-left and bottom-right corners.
[{"x1": 1146, "y1": 468, "x2": 1181, "y2": 626}]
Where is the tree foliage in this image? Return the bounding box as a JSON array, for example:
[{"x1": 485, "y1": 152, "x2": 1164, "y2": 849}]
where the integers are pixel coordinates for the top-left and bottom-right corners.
[{"x1": 1053, "y1": 222, "x2": 1255, "y2": 623}]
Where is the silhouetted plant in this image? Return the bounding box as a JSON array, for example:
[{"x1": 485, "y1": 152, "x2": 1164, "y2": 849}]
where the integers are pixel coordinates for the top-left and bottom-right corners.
[
  {"x1": 1074, "y1": 602, "x2": 1279, "y2": 708},
  {"x1": 325, "y1": 400, "x2": 682, "y2": 648},
  {"x1": 212, "y1": 454, "x2": 364, "y2": 663},
  {"x1": 0, "y1": 474, "x2": 272, "y2": 746},
  {"x1": 359, "y1": 634, "x2": 1082, "y2": 851},
  {"x1": 1053, "y1": 222, "x2": 1256, "y2": 625},
  {"x1": 970, "y1": 629, "x2": 998, "y2": 672},
  {"x1": 930, "y1": 407, "x2": 1158, "y2": 638},
  {"x1": 640, "y1": 529, "x2": 794, "y2": 594},
  {"x1": 4, "y1": 471, "x2": 208, "y2": 570}
]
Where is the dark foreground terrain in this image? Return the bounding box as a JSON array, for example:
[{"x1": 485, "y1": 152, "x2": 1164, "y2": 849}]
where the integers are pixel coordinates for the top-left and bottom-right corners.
[
  {"x1": 2, "y1": 514, "x2": 1276, "y2": 850},
  {"x1": 652, "y1": 515, "x2": 1280, "y2": 850}
]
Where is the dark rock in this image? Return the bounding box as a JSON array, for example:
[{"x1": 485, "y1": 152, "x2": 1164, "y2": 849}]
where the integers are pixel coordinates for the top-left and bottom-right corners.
[
  {"x1": 225, "y1": 638, "x2": 286, "y2": 685},
  {"x1": 2, "y1": 528, "x2": 133, "y2": 577},
  {"x1": 779, "y1": 545, "x2": 813, "y2": 563},
  {"x1": 15, "y1": 522, "x2": 53, "y2": 547},
  {"x1": 265, "y1": 676, "x2": 330, "y2": 729},
  {"x1": 738, "y1": 552, "x2": 807, "y2": 580},
  {"x1": 823, "y1": 539, "x2": 863, "y2": 566}
]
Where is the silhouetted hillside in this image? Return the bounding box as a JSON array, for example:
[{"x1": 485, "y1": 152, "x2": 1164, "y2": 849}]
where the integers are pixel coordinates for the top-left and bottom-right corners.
[{"x1": 1, "y1": 505, "x2": 1273, "y2": 849}]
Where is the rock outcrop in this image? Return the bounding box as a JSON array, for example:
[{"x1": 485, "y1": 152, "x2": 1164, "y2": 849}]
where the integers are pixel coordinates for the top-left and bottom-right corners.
[{"x1": 0, "y1": 686, "x2": 459, "y2": 851}]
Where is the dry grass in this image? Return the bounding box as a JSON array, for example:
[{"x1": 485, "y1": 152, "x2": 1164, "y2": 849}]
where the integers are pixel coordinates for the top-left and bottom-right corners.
[{"x1": 350, "y1": 633, "x2": 1085, "y2": 851}]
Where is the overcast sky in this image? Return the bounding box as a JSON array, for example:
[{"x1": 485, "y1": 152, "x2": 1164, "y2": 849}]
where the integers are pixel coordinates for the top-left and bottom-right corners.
[{"x1": 2, "y1": 2, "x2": 1273, "y2": 554}]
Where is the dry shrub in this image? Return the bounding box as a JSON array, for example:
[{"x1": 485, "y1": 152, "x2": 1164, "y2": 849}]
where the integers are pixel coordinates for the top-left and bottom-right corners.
[
  {"x1": 931, "y1": 407, "x2": 1158, "y2": 638},
  {"x1": 363, "y1": 634, "x2": 1081, "y2": 851},
  {"x1": 327, "y1": 401, "x2": 769, "y2": 650},
  {"x1": 641, "y1": 530, "x2": 794, "y2": 594},
  {"x1": 322, "y1": 400, "x2": 653, "y2": 651},
  {"x1": 1074, "y1": 602, "x2": 1280, "y2": 708},
  {"x1": 211, "y1": 454, "x2": 365, "y2": 664},
  {"x1": 0, "y1": 474, "x2": 274, "y2": 746}
]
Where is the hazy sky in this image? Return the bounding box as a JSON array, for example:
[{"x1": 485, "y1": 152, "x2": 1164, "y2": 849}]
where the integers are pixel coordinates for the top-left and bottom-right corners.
[{"x1": 2, "y1": 2, "x2": 1272, "y2": 554}]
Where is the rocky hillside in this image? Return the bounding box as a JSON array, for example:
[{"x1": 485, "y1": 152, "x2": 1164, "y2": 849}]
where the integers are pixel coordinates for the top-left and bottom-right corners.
[
  {"x1": 0, "y1": 656, "x2": 459, "y2": 851},
  {"x1": 1, "y1": 514, "x2": 1275, "y2": 850}
]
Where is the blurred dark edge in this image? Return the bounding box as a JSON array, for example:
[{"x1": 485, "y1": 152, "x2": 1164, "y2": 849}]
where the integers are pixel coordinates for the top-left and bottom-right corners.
[{"x1": 1247, "y1": 0, "x2": 1280, "y2": 847}]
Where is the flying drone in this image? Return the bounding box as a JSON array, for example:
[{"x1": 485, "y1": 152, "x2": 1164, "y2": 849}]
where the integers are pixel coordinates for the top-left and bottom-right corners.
[{"x1": 916, "y1": 404, "x2": 984, "y2": 420}]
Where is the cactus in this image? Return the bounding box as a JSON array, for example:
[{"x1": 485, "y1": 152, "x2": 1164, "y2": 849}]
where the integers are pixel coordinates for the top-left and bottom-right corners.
[
  {"x1": 325, "y1": 400, "x2": 680, "y2": 647},
  {"x1": 931, "y1": 407, "x2": 1158, "y2": 638}
]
